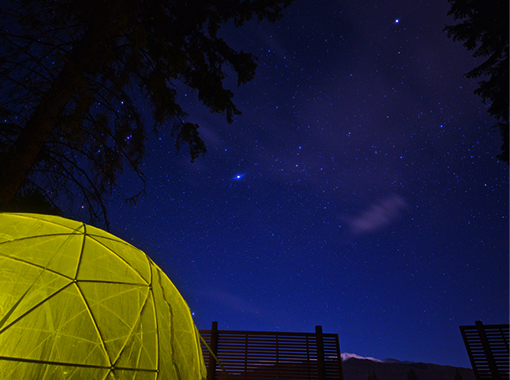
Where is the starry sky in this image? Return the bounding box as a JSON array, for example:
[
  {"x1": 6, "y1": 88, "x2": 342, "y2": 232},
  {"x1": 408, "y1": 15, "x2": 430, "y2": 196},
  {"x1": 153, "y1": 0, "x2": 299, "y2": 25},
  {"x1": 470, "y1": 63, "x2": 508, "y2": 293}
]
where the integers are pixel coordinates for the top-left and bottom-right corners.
[{"x1": 105, "y1": 0, "x2": 508, "y2": 368}]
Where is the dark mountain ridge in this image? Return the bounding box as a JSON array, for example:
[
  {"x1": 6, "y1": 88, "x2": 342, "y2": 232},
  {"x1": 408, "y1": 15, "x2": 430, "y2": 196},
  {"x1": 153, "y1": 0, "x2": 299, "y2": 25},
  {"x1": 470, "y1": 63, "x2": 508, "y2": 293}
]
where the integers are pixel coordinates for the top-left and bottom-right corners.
[{"x1": 342, "y1": 357, "x2": 475, "y2": 380}]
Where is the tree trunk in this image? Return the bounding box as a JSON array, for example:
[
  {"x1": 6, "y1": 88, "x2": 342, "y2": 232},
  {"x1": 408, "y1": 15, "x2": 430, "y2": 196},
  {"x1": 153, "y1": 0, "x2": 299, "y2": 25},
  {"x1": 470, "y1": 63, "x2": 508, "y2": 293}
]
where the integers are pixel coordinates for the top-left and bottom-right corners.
[{"x1": 0, "y1": 5, "x2": 118, "y2": 206}]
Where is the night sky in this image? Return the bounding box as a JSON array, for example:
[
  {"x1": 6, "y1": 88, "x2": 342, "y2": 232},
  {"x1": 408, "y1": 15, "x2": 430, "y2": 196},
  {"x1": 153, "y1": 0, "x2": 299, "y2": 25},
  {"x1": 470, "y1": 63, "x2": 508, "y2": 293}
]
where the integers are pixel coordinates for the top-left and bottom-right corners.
[{"x1": 105, "y1": 0, "x2": 508, "y2": 368}]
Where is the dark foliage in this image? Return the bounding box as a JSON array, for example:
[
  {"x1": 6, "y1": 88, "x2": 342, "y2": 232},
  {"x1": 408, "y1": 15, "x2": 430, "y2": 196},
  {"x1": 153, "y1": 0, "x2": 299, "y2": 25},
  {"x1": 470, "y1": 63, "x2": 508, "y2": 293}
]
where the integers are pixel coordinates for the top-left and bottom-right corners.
[
  {"x1": 0, "y1": 0, "x2": 293, "y2": 227},
  {"x1": 407, "y1": 368, "x2": 419, "y2": 380},
  {"x1": 444, "y1": 0, "x2": 509, "y2": 165},
  {"x1": 0, "y1": 187, "x2": 62, "y2": 216}
]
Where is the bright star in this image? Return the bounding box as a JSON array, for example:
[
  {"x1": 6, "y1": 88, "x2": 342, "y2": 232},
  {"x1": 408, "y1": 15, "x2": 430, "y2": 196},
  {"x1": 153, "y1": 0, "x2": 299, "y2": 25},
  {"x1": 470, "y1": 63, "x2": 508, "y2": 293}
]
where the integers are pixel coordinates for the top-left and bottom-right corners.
[{"x1": 394, "y1": 19, "x2": 399, "y2": 23}]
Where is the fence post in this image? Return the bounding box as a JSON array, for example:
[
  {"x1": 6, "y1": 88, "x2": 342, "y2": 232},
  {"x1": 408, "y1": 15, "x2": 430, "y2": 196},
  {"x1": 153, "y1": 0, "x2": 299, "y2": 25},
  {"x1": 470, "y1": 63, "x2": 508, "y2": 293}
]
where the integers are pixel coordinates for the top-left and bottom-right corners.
[
  {"x1": 207, "y1": 321, "x2": 219, "y2": 380},
  {"x1": 476, "y1": 320, "x2": 501, "y2": 380},
  {"x1": 334, "y1": 334, "x2": 345, "y2": 380},
  {"x1": 316, "y1": 325, "x2": 326, "y2": 380}
]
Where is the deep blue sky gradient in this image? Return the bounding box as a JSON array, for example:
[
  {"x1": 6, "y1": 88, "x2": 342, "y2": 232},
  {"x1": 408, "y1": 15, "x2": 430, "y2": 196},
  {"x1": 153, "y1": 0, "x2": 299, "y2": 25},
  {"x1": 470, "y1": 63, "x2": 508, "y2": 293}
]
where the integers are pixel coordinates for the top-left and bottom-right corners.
[{"x1": 106, "y1": 0, "x2": 509, "y2": 368}]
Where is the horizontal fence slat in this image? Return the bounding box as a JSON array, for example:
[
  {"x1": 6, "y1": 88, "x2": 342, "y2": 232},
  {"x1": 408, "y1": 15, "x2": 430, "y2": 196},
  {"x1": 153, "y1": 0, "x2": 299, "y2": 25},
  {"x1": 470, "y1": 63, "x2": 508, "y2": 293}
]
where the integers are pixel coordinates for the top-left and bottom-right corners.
[
  {"x1": 200, "y1": 327, "x2": 343, "y2": 380},
  {"x1": 460, "y1": 322, "x2": 509, "y2": 380}
]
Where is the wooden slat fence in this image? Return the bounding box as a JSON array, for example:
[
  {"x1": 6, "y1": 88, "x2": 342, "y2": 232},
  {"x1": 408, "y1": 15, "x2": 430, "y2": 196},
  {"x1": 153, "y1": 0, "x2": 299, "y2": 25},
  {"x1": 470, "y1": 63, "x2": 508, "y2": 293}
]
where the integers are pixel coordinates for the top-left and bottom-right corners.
[
  {"x1": 199, "y1": 323, "x2": 343, "y2": 380},
  {"x1": 460, "y1": 321, "x2": 509, "y2": 380}
]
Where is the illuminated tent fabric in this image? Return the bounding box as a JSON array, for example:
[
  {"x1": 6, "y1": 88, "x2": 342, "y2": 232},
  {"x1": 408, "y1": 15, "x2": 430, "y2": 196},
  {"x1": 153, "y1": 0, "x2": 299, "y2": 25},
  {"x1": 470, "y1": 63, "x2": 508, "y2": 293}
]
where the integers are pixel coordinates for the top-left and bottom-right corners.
[{"x1": 0, "y1": 213, "x2": 206, "y2": 380}]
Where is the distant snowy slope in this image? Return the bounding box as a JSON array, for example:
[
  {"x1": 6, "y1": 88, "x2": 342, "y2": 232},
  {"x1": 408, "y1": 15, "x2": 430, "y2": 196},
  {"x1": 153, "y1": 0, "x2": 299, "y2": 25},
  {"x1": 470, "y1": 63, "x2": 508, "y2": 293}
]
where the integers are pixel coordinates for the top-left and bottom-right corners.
[
  {"x1": 341, "y1": 353, "x2": 405, "y2": 364},
  {"x1": 341, "y1": 353, "x2": 383, "y2": 363},
  {"x1": 341, "y1": 354, "x2": 475, "y2": 380}
]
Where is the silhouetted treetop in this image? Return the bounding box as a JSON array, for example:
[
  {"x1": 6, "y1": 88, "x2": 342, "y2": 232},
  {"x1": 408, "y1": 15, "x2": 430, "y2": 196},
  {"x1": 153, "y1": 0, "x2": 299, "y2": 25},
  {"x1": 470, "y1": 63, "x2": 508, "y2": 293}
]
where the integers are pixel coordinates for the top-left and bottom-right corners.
[
  {"x1": 444, "y1": 0, "x2": 509, "y2": 164},
  {"x1": 0, "y1": 0, "x2": 294, "y2": 227}
]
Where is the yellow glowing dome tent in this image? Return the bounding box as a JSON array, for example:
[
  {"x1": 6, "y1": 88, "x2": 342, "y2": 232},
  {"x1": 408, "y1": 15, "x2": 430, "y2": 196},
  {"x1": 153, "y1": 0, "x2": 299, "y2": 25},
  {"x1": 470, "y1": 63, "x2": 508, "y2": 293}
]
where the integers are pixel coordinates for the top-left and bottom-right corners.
[{"x1": 0, "y1": 213, "x2": 206, "y2": 379}]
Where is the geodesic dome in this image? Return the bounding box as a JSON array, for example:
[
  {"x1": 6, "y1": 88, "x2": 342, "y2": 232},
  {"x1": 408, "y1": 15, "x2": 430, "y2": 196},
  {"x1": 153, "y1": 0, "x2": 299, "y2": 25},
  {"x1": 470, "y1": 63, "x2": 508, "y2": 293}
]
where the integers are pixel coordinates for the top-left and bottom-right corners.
[{"x1": 0, "y1": 213, "x2": 206, "y2": 380}]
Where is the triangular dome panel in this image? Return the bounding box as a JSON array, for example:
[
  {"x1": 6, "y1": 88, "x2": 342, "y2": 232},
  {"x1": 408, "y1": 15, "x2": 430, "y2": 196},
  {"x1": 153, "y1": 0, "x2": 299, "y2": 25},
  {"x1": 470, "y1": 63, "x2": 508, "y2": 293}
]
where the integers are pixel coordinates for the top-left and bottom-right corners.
[
  {"x1": 0, "y1": 361, "x2": 110, "y2": 380},
  {"x1": 77, "y1": 237, "x2": 146, "y2": 284},
  {"x1": 115, "y1": 293, "x2": 158, "y2": 370},
  {"x1": 113, "y1": 369, "x2": 158, "y2": 379},
  {"x1": 0, "y1": 283, "x2": 109, "y2": 367},
  {"x1": 89, "y1": 234, "x2": 152, "y2": 284},
  {"x1": 0, "y1": 213, "x2": 84, "y2": 244},
  {"x1": 0, "y1": 234, "x2": 83, "y2": 278},
  {"x1": 0, "y1": 259, "x2": 71, "y2": 330},
  {"x1": 79, "y1": 282, "x2": 151, "y2": 364}
]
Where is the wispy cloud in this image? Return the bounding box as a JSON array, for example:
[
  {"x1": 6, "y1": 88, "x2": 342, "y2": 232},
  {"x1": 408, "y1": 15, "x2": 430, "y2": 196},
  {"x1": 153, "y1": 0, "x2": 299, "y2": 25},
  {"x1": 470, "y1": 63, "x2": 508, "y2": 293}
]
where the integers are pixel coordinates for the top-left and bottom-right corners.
[{"x1": 347, "y1": 194, "x2": 408, "y2": 235}]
